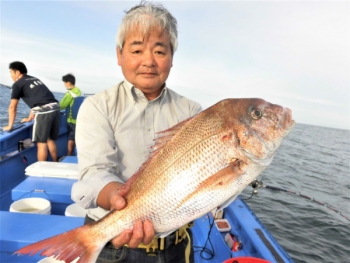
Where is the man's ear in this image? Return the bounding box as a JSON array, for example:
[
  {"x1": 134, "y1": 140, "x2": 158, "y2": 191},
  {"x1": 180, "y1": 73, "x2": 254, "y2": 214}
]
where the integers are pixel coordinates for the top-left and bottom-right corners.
[
  {"x1": 117, "y1": 47, "x2": 122, "y2": 66},
  {"x1": 15, "y1": 70, "x2": 22, "y2": 80}
]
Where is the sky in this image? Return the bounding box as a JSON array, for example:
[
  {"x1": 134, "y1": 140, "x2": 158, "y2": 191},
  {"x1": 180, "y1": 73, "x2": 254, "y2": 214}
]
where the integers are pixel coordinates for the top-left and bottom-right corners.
[{"x1": 0, "y1": 0, "x2": 349, "y2": 130}]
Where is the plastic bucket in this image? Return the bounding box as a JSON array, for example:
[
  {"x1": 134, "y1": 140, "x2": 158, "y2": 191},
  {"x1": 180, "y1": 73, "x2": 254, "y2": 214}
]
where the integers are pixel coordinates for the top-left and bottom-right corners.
[
  {"x1": 65, "y1": 203, "x2": 87, "y2": 217},
  {"x1": 10, "y1": 198, "x2": 51, "y2": 214}
]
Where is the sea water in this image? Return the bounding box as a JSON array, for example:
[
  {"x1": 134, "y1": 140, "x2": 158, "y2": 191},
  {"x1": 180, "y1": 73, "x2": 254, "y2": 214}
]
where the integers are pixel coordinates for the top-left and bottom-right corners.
[
  {"x1": 241, "y1": 123, "x2": 350, "y2": 263},
  {"x1": 1, "y1": 85, "x2": 349, "y2": 262}
]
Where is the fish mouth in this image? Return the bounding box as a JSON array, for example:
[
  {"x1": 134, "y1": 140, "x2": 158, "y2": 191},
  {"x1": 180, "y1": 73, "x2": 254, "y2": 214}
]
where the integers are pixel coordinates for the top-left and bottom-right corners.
[
  {"x1": 280, "y1": 107, "x2": 295, "y2": 137},
  {"x1": 283, "y1": 120, "x2": 295, "y2": 137}
]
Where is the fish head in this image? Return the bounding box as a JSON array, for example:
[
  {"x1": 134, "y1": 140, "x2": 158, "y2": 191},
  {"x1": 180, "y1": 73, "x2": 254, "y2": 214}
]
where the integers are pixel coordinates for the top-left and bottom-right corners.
[{"x1": 224, "y1": 98, "x2": 295, "y2": 166}]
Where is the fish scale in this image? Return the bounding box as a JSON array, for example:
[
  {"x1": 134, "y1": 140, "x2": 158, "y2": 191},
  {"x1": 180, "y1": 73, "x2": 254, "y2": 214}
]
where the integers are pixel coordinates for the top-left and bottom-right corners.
[
  {"x1": 15, "y1": 98, "x2": 295, "y2": 263},
  {"x1": 111, "y1": 129, "x2": 243, "y2": 236}
]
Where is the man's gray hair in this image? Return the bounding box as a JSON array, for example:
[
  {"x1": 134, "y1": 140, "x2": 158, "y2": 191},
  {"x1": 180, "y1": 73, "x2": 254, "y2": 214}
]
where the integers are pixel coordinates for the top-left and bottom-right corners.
[{"x1": 116, "y1": 1, "x2": 178, "y2": 54}]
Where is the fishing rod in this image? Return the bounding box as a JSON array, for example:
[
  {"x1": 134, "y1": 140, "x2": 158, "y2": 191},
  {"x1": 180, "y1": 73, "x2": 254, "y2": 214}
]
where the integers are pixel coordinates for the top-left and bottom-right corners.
[{"x1": 245, "y1": 179, "x2": 350, "y2": 222}]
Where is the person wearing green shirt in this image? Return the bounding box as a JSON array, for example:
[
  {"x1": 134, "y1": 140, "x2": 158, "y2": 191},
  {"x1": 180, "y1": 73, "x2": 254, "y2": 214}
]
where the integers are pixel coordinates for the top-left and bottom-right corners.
[{"x1": 60, "y1": 74, "x2": 82, "y2": 156}]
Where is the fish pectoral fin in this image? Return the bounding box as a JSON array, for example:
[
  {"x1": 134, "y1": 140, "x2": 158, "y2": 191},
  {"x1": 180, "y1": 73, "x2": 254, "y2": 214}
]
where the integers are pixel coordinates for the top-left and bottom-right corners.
[
  {"x1": 175, "y1": 163, "x2": 244, "y2": 210},
  {"x1": 230, "y1": 158, "x2": 247, "y2": 175},
  {"x1": 201, "y1": 161, "x2": 245, "y2": 189}
]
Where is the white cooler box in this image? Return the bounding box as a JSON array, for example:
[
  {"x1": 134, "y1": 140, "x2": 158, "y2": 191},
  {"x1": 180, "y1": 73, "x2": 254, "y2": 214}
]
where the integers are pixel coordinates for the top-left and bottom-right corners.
[{"x1": 25, "y1": 161, "x2": 79, "y2": 179}]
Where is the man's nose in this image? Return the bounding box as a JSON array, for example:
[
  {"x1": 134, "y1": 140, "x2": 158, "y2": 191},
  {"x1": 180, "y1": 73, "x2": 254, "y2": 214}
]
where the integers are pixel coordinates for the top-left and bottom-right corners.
[{"x1": 142, "y1": 51, "x2": 155, "y2": 67}]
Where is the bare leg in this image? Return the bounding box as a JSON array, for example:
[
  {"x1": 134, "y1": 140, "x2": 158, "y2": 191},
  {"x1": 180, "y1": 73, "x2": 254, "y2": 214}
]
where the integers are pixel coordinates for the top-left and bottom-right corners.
[
  {"x1": 67, "y1": 140, "x2": 75, "y2": 156},
  {"x1": 47, "y1": 139, "x2": 58, "y2": 162},
  {"x1": 36, "y1": 142, "x2": 48, "y2": 161}
]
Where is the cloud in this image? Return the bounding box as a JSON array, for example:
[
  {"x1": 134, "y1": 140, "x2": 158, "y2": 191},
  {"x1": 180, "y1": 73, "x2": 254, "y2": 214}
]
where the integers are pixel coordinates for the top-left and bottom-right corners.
[{"x1": 1, "y1": 30, "x2": 122, "y2": 93}]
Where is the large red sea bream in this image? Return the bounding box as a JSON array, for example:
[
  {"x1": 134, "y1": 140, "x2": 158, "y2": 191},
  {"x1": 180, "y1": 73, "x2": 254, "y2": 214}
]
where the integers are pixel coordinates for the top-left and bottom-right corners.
[{"x1": 15, "y1": 98, "x2": 295, "y2": 263}]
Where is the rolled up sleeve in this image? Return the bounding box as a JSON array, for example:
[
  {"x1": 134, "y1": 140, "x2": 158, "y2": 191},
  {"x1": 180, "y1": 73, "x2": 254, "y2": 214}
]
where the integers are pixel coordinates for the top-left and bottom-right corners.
[{"x1": 71, "y1": 96, "x2": 124, "y2": 209}]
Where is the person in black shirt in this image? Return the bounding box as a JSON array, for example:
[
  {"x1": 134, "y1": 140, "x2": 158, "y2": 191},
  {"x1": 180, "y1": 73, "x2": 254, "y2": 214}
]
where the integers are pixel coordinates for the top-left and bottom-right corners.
[{"x1": 3, "y1": 61, "x2": 61, "y2": 162}]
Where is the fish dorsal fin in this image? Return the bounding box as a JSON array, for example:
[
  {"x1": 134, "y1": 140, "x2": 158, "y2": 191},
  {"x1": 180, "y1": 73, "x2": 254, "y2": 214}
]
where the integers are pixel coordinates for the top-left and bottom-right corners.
[
  {"x1": 149, "y1": 116, "x2": 196, "y2": 158},
  {"x1": 120, "y1": 157, "x2": 153, "y2": 197},
  {"x1": 119, "y1": 169, "x2": 142, "y2": 197},
  {"x1": 122, "y1": 116, "x2": 196, "y2": 196},
  {"x1": 156, "y1": 116, "x2": 195, "y2": 137}
]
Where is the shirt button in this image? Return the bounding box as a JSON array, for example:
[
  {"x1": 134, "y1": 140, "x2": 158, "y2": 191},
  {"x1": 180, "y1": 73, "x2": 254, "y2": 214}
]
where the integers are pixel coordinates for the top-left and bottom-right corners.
[{"x1": 147, "y1": 127, "x2": 151, "y2": 131}]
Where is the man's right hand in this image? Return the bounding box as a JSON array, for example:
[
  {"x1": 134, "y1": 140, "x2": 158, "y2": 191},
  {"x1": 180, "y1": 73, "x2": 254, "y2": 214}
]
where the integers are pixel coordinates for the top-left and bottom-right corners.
[
  {"x1": 109, "y1": 193, "x2": 155, "y2": 248},
  {"x1": 97, "y1": 182, "x2": 155, "y2": 249}
]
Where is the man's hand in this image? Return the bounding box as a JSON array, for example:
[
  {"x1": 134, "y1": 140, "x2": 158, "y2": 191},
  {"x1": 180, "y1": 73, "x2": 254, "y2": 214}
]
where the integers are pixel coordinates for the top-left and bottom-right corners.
[
  {"x1": 109, "y1": 194, "x2": 155, "y2": 249},
  {"x1": 21, "y1": 117, "x2": 32, "y2": 123},
  {"x1": 96, "y1": 182, "x2": 155, "y2": 249},
  {"x1": 3, "y1": 125, "x2": 12, "y2": 131}
]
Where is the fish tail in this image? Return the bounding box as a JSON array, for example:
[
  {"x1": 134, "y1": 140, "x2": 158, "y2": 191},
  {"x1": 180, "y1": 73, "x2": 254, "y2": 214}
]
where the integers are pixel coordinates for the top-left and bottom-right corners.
[{"x1": 14, "y1": 224, "x2": 105, "y2": 263}]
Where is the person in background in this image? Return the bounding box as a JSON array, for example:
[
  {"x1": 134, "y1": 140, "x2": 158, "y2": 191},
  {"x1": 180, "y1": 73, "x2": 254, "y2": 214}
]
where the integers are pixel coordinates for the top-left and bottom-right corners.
[
  {"x1": 59, "y1": 74, "x2": 81, "y2": 156},
  {"x1": 71, "y1": 1, "x2": 211, "y2": 262},
  {"x1": 3, "y1": 61, "x2": 60, "y2": 162}
]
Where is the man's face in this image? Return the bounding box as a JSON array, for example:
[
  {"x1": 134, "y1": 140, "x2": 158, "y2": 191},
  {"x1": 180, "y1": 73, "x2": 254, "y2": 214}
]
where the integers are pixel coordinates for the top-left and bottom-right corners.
[
  {"x1": 10, "y1": 69, "x2": 21, "y2": 82},
  {"x1": 117, "y1": 29, "x2": 173, "y2": 100}
]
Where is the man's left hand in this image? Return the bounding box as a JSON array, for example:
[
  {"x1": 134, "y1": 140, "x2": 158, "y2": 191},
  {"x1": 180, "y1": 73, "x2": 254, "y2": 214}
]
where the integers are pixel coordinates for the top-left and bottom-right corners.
[{"x1": 3, "y1": 126, "x2": 12, "y2": 131}]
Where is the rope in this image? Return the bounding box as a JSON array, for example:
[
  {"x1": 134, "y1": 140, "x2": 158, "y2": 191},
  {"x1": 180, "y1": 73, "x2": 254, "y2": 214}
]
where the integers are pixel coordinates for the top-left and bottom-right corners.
[{"x1": 245, "y1": 180, "x2": 350, "y2": 222}]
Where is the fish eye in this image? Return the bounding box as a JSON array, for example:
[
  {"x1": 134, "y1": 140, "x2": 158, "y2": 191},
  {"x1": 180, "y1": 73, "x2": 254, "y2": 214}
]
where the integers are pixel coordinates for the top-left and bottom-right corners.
[{"x1": 251, "y1": 109, "x2": 263, "y2": 120}]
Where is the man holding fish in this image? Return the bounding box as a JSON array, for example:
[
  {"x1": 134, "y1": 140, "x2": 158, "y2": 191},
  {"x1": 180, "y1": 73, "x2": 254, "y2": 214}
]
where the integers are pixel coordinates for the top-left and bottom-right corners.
[
  {"x1": 72, "y1": 1, "x2": 203, "y2": 262},
  {"x1": 15, "y1": 1, "x2": 295, "y2": 263}
]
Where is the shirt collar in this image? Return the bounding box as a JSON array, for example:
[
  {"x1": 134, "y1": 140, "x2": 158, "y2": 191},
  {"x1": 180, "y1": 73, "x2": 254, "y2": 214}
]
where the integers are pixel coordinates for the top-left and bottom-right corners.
[{"x1": 123, "y1": 79, "x2": 168, "y2": 103}]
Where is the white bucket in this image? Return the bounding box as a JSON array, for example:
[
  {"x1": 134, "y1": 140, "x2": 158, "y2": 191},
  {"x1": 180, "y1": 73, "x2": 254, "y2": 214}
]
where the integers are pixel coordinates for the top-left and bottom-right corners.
[
  {"x1": 10, "y1": 197, "x2": 51, "y2": 214},
  {"x1": 65, "y1": 203, "x2": 87, "y2": 217}
]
